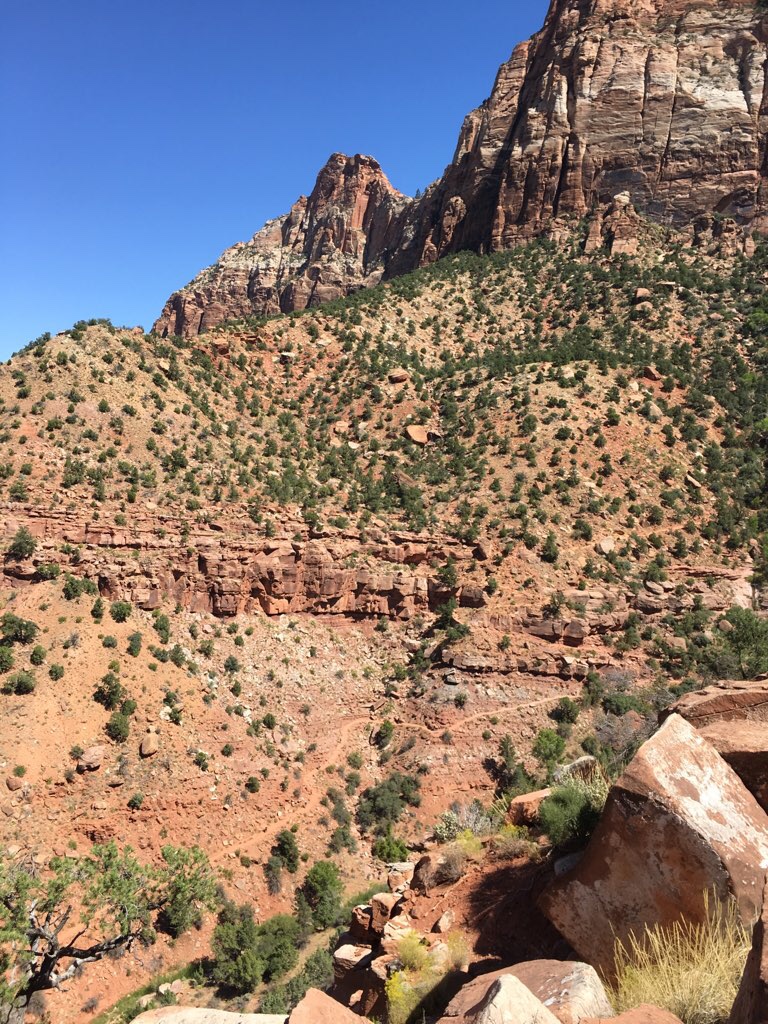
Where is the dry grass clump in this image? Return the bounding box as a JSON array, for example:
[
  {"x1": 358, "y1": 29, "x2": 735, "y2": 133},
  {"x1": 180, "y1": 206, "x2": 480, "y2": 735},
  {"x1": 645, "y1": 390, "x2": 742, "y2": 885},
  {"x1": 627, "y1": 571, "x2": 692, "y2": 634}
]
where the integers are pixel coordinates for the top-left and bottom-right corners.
[
  {"x1": 397, "y1": 931, "x2": 430, "y2": 972},
  {"x1": 491, "y1": 824, "x2": 540, "y2": 861},
  {"x1": 610, "y1": 896, "x2": 750, "y2": 1024},
  {"x1": 387, "y1": 929, "x2": 469, "y2": 1024}
]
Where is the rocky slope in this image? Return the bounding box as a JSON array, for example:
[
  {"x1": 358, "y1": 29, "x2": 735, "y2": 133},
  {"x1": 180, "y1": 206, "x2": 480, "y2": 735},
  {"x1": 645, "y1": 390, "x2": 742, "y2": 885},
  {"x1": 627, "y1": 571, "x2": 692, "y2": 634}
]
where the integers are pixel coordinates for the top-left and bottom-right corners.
[
  {"x1": 5, "y1": 172, "x2": 768, "y2": 1022},
  {"x1": 155, "y1": 0, "x2": 768, "y2": 336}
]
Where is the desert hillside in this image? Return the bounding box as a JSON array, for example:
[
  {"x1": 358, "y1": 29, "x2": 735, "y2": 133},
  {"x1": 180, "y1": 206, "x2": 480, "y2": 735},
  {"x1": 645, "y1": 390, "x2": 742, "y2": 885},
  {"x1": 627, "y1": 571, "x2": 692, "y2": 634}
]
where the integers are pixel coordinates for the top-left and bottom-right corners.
[{"x1": 4, "y1": 0, "x2": 768, "y2": 1021}]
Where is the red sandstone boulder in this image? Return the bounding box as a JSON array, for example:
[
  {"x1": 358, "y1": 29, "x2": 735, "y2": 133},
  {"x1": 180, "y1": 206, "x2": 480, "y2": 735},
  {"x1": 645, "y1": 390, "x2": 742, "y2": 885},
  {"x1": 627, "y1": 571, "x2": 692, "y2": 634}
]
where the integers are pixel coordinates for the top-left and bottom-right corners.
[
  {"x1": 405, "y1": 424, "x2": 429, "y2": 446},
  {"x1": 438, "y1": 961, "x2": 613, "y2": 1024},
  {"x1": 539, "y1": 715, "x2": 768, "y2": 975},
  {"x1": 140, "y1": 731, "x2": 160, "y2": 758},
  {"x1": 508, "y1": 788, "x2": 551, "y2": 827},
  {"x1": 662, "y1": 680, "x2": 768, "y2": 726},
  {"x1": 370, "y1": 891, "x2": 401, "y2": 934},
  {"x1": 512, "y1": 961, "x2": 614, "y2": 1024},
  {"x1": 444, "y1": 975, "x2": 561, "y2": 1024},
  {"x1": 132, "y1": 1008, "x2": 286, "y2": 1022},
  {"x1": 289, "y1": 988, "x2": 371, "y2": 1024},
  {"x1": 78, "y1": 745, "x2": 105, "y2": 772}
]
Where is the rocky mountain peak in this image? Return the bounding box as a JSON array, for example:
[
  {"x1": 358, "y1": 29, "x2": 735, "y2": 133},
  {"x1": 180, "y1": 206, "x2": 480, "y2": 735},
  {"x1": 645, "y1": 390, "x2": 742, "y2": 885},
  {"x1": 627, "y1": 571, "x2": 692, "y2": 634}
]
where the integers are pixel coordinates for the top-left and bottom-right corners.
[
  {"x1": 153, "y1": 152, "x2": 408, "y2": 337},
  {"x1": 154, "y1": 0, "x2": 768, "y2": 336}
]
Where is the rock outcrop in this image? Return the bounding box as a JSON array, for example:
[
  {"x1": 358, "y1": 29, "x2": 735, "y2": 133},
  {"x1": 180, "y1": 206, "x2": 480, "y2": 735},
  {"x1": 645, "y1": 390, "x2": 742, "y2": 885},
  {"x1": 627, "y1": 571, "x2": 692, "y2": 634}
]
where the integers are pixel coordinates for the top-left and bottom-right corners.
[
  {"x1": 663, "y1": 680, "x2": 768, "y2": 726},
  {"x1": 698, "y1": 721, "x2": 768, "y2": 814},
  {"x1": 133, "y1": 991, "x2": 371, "y2": 1024},
  {"x1": 155, "y1": 0, "x2": 768, "y2": 336},
  {"x1": 437, "y1": 961, "x2": 614, "y2": 1024},
  {"x1": 464, "y1": 975, "x2": 562, "y2": 1024},
  {"x1": 1, "y1": 506, "x2": 459, "y2": 620},
  {"x1": 540, "y1": 714, "x2": 768, "y2": 974},
  {"x1": 154, "y1": 155, "x2": 408, "y2": 337},
  {"x1": 289, "y1": 988, "x2": 372, "y2": 1024}
]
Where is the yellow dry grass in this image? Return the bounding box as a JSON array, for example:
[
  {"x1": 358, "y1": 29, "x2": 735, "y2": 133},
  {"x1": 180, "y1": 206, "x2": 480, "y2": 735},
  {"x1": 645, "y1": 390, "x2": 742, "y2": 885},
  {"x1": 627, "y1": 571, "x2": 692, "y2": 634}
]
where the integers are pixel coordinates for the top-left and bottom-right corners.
[{"x1": 610, "y1": 895, "x2": 751, "y2": 1024}]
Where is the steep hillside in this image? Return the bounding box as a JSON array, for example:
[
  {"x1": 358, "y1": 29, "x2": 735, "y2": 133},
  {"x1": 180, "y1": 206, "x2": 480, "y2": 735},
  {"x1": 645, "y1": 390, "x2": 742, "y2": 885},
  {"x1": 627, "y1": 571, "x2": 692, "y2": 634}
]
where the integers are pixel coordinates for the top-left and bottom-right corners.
[
  {"x1": 155, "y1": 0, "x2": 768, "y2": 336},
  {"x1": 4, "y1": 223, "x2": 768, "y2": 1021}
]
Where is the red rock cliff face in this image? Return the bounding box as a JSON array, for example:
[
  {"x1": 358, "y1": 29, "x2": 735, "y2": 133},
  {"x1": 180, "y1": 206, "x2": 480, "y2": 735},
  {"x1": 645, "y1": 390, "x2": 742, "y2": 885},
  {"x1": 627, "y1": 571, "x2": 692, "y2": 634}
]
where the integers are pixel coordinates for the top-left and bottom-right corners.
[
  {"x1": 154, "y1": 0, "x2": 768, "y2": 337},
  {"x1": 154, "y1": 154, "x2": 409, "y2": 337}
]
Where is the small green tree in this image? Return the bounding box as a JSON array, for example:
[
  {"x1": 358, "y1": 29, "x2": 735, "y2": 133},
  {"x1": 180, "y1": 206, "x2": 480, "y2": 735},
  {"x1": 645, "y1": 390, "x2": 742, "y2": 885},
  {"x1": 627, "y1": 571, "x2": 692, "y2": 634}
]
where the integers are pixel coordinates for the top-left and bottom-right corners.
[
  {"x1": 211, "y1": 902, "x2": 264, "y2": 993},
  {"x1": 106, "y1": 712, "x2": 130, "y2": 743},
  {"x1": 541, "y1": 532, "x2": 559, "y2": 563},
  {"x1": 299, "y1": 861, "x2": 343, "y2": 929},
  {"x1": 533, "y1": 728, "x2": 565, "y2": 768},
  {"x1": 0, "y1": 614, "x2": 38, "y2": 645},
  {"x1": 0, "y1": 842, "x2": 216, "y2": 1020},
  {"x1": 0, "y1": 647, "x2": 14, "y2": 674},
  {"x1": 158, "y1": 845, "x2": 219, "y2": 937},
  {"x1": 6, "y1": 528, "x2": 36, "y2": 561},
  {"x1": 109, "y1": 600, "x2": 132, "y2": 623},
  {"x1": 272, "y1": 830, "x2": 300, "y2": 873}
]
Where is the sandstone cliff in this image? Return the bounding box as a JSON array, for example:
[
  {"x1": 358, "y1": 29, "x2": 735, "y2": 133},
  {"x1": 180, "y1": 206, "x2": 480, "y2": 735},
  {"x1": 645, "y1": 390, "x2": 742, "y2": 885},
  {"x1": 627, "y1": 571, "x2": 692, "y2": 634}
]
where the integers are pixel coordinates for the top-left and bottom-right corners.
[
  {"x1": 154, "y1": 154, "x2": 409, "y2": 336},
  {"x1": 154, "y1": 0, "x2": 768, "y2": 337}
]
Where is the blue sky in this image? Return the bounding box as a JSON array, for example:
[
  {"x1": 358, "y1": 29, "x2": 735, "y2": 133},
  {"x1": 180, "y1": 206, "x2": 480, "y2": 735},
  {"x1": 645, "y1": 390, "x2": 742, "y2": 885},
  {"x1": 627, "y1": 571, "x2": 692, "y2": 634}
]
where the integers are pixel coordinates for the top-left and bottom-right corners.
[{"x1": 0, "y1": 1, "x2": 549, "y2": 358}]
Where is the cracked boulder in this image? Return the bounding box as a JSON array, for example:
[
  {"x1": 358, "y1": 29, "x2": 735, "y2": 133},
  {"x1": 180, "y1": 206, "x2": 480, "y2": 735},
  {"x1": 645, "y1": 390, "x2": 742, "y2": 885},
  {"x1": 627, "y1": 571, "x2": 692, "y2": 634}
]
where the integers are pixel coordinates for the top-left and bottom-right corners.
[{"x1": 539, "y1": 715, "x2": 768, "y2": 975}]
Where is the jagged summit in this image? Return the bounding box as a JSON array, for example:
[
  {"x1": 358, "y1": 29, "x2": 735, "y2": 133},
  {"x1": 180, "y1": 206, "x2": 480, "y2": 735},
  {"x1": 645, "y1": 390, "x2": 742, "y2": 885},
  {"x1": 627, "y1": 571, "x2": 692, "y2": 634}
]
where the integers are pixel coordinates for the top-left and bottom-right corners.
[
  {"x1": 155, "y1": 0, "x2": 768, "y2": 336},
  {"x1": 154, "y1": 153, "x2": 409, "y2": 337}
]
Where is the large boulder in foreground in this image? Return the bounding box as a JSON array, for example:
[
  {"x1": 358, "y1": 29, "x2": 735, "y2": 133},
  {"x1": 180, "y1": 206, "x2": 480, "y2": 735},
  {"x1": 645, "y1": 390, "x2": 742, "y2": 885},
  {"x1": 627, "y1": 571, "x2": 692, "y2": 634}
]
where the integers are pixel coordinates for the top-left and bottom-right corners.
[
  {"x1": 539, "y1": 715, "x2": 768, "y2": 974},
  {"x1": 438, "y1": 960, "x2": 613, "y2": 1024},
  {"x1": 730, "y1": 875, "x2": 768, "y2": 1024},
  {"x1": 470, "y1": 976, "x2": 561, "y2": 1024}
]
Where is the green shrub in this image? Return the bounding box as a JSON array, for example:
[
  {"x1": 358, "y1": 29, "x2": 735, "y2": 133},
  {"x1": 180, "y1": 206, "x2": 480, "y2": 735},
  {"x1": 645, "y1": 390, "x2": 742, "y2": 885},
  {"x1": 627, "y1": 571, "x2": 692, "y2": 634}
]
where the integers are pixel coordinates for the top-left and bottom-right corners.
[
  {"x1": 109, "y1": 600, "x2": 132, "y2": 623},
  {"x1": 298, "y1": 860, "x2": 343, "y2": 929},
  {"x1": 7, "y1": 527, "x2": 36, "y2": 560},
  {"x1": 357, "y1": 773, "x2": 421, "y2": 835},
  {"x1": 48, "y1": 664, "x2": 64, "y2": 681},
  {"x1": 4, "y1": 671, "x2": 35, "y2": 695},
  {"x1": 153, "y1": 613, "x2": 171, "y2": 644},
  {"x1": 1, "y1": 614, "x2": 38, "y2": 645},
  {"x1": 30, "y1": 645, "x2": 46, "y2": 666},
  {"x1": 211, "y1": 902, "x2": 264, "y2": 993},
  {"x1": 372, "y1": 831, "x2": 409, "y2": 863},
  {"x1": 376, "y1": 719, "x2": 394, "y2": 748},
  {"x1": 272, "y1": 830, "x2": 300, "y2": 873},
  {"x1": 62, "y1": 575, "x2": 97, "y2": 600},
  {"x1": 533, "y1": 728, "x2": 565, "y2": 767},
  {"x1": 539, "y1": 779, "x2": 606, "y2": 848},
  {"x1": 106, "y1": 712, "x2": 130, "y2": 742},
  {"x1": 94, "y1": 672, "x2": 124, "y2": 710},
  {"x1": 0, "y1": 646, "x2": 14, "y2": 674},
  {"x1": 602, "y1": 692, "x2": 648, "y2": 716}
]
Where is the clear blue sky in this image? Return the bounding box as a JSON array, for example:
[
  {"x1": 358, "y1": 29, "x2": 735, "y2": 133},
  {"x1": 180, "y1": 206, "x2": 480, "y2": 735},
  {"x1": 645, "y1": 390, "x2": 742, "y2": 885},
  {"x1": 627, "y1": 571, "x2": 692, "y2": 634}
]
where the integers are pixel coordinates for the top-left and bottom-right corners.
[{"x1": 0, "y1": 0, "x2": 549, "y2": 358}]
